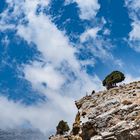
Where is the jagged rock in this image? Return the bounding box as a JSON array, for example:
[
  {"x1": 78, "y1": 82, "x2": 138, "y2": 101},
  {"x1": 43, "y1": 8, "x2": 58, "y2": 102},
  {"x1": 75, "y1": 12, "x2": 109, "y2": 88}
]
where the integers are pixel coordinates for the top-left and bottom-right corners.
[
  {"x1": 50, "y1": 135, "x2": 82, "y2": 140},
  {"x1": 81, "y1": 122, "x2": 97, "y2": 140},
  {"x1": 49, "y1": 135, "x2": 68, "y2": 140},
  {"x1": 72, "y1": 124, "x2": 80, "y2": 135},
  {"x1": 50, "y1": 81, "x2": 140, "y2": 140},
  {"x1": 91, "y1": 135, "x2": 102, "y2": 140}
]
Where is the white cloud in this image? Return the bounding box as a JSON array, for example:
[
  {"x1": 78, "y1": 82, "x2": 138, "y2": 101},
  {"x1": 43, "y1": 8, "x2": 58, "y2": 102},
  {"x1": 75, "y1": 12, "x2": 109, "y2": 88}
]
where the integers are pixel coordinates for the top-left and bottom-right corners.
[
  {"x1": 0, "y1": 24, "x2": 15, "y2": 31},
  {"x1": 65, "y1": 0, "x2": 100, "y2": 20},
  {"x1": 124, "y1": 74, "x2": 140, "y2": 84},
  {"x1": 103, "y1": 28, "x2": 110, "y2": 36},
  {"x1": 129, "y1": 22, "x2": 140, "y2": 41},
  {"x1": 17, "y1": 14, "x2": 79, "y2": 69},
  {"x1": 0, "y1": 0, "x2": 132, "y2": 136},
  {"x1": 0, "y1": 95, "x2": 76, "y2": 134},
  {"x1": 1, "y1": 36, "x2": 10, "y2": 47},
  {"x1": 125, "y1": 0, "x2": 140, "y2": 52},
  {"x1": 80, "y1": 27, "x2": 100, "y2": 42},
  {"x1": 77, "y1": 15, "x2": 122, "y2": 68},
  {"x1": 79, "y1": 27, "x2": 123, "y2": 67},
  {"x1": 24, "y1": 62, "x2": 65, "y2": 90},
  {"x1": 0, "y1": 0, "x2": 103, "y2": 136}
]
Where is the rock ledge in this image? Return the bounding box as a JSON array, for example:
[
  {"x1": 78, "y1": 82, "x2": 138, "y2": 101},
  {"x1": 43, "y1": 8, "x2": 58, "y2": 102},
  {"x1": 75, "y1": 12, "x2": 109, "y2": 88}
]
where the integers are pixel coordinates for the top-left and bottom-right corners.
[{"x1": 50, "y1": 81, "x2": 140, "y2": 140}]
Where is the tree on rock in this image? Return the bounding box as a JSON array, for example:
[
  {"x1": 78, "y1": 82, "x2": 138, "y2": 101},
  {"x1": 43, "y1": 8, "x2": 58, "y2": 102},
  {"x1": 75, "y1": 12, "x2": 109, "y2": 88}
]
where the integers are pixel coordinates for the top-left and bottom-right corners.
[
  {"x1": 103, "y1": 71, "x2": 125, "y2": 90},
  {"x1": 56, "y1": 120, "x2": 70, "y2": 135}
]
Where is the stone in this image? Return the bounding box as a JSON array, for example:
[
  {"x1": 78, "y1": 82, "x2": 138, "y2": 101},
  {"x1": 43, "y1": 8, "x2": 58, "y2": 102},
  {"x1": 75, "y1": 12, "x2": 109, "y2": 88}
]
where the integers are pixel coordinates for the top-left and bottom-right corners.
[{"x1": 50, "y1": 81, "x2": 140, "y2": 140}]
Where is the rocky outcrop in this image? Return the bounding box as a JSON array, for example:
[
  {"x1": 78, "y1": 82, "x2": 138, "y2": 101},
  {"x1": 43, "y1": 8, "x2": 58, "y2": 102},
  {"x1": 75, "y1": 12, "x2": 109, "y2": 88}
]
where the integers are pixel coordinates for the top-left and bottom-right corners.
[{"x1": 50, "y1": 81, "x2": 140, "y2": 140}]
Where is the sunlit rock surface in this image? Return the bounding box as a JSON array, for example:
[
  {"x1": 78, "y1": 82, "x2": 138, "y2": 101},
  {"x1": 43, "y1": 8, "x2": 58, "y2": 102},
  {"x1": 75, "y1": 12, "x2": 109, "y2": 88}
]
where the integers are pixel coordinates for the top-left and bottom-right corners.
[
  {"x1": 0, "y1": 129, "x2": 46, "y2": 140},
  {"x1": 50, "y1": 81, "x2": 140, "y2": 140}
]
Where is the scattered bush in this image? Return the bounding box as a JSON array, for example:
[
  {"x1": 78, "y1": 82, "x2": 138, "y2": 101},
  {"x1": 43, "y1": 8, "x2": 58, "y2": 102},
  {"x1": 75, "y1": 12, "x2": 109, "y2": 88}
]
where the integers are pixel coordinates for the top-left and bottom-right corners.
[
  {"x1": 103, "y1": 71, "x2": 125, "y2": 90},
  {"x1": 56, "y1": 120, "x2": 70, "y2": 135},
  {"x1": 91, "y1": 90, "x2": 95, "y2": 94},
  {"x1": 72, "y1": 125, "x2": 80, "y2": 135},
  {"x1": 82, "y1": 111, "x2": 86, "y2": 116}
]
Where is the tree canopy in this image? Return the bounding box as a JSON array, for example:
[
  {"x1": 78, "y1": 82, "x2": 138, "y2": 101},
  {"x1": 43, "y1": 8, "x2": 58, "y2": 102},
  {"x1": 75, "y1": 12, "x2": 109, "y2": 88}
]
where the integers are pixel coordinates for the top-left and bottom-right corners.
[
  {"x1": 102, "y1": 71, "x2": 125, "y2": 89},
  {"x1": 56, "y1": 120, "x2": 70, "y2": 135}
]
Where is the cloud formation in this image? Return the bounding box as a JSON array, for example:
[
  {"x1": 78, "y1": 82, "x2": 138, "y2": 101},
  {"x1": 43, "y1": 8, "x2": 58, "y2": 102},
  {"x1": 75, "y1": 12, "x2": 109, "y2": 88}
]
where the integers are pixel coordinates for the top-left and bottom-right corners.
[
  {"x1": 65, "y1": 0, "x2": 100, "y2": 20},
  {"x1": 79, "y1": 27, "x2": 123, "y2": 67},
  {"x1": 125, "y1": 0, "x2": 140, "y2": 52},
  {"x1": 1, "y1": 0, "x2": 138, "y2": 136},
  {"x1": 0, "y1": 0, "x2": 102, "y2": 135}
]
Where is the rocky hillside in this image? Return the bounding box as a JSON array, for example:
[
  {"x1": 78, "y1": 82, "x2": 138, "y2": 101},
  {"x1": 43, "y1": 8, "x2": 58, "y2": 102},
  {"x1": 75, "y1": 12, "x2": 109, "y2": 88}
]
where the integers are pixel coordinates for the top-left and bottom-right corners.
[{"x1": 50, "y1": 81, "x2": 140, "y2": 140}]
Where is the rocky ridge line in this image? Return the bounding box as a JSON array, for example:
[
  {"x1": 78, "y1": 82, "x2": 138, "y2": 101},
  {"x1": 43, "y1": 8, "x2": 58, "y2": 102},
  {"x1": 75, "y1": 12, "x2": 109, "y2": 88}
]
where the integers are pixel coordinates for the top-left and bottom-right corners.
[{"x1": 50, "y1": 81, "x2": 140, "y2": 140}]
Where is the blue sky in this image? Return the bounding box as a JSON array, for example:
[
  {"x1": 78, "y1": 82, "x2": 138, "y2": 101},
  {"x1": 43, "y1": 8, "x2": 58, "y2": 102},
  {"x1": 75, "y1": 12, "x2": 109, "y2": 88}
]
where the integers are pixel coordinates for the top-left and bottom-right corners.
[{"x1": 0, "y1": 0, "x2": 140, "y2": 135}]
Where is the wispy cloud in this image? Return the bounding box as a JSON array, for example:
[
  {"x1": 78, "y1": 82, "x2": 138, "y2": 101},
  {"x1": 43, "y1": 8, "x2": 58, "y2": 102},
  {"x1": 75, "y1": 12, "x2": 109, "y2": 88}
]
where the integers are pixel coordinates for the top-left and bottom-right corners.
[
  {"x1": 0, "y1": 0, "x2": 102, "y2": 135},
  {"x1": 65, "y1": 0, "x2": 100, "y2": 20},
  {"x1": 80, "y1": 27, "x2": 100, "y2": 42},
  {"x1": 79, "y1": 26, "x2": 124, "y2": 67},
  {"x1": 0, "y1": 95, "x2": 75, "y2": 134},
  {"x1": 125, "y1": 0, "x2": 140, "y2": 52},
  {"x1": 1, "y1": 36, "x2": 10, "y2": 47},
  {"x1": 124, "y1": 74, "x2": 140, "y2": 84}
]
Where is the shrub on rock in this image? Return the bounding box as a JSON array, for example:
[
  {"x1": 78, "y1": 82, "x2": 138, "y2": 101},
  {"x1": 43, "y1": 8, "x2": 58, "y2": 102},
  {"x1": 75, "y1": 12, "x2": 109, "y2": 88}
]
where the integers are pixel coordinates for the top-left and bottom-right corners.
[
  {"x1": 56, "y1": 120, "x2": 70, "y2": 135},
  {"x1": 103, "y1": 71, "x2": 125, "y2": 90},
  {"x1": 72, "y1": 125, "x2": 80, "y2": 135}
]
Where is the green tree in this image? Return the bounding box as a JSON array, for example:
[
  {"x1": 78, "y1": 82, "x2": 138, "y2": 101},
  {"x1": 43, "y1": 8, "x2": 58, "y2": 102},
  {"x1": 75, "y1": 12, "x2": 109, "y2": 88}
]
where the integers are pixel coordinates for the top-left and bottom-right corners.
[
  {"x1": 103, "y1": 71, "x2": 125, "y2": 90},
  {"x1": 56, "y1": 120, "x2": 70, "y2": 135}
]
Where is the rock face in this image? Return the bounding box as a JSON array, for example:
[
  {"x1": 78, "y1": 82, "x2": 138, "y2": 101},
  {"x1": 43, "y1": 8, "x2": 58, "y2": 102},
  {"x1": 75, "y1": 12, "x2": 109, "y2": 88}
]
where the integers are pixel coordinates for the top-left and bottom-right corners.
[{"x1": 50, "y1": 81, "x2": 140, "y2": 140}]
